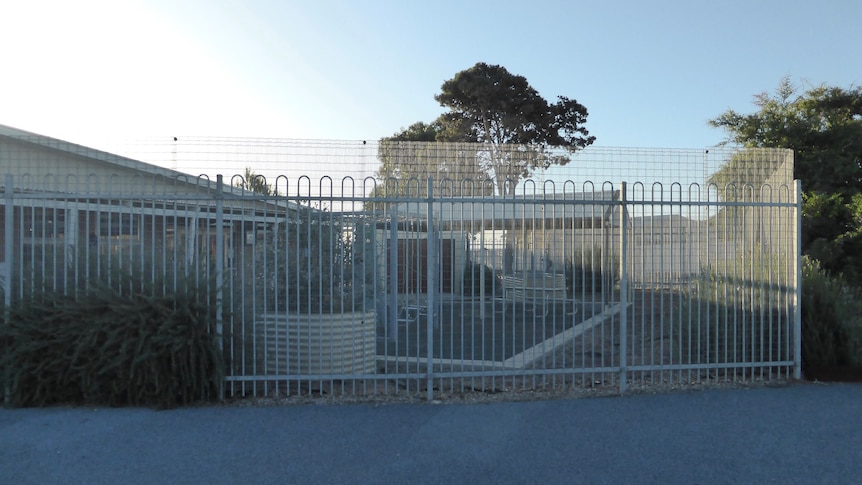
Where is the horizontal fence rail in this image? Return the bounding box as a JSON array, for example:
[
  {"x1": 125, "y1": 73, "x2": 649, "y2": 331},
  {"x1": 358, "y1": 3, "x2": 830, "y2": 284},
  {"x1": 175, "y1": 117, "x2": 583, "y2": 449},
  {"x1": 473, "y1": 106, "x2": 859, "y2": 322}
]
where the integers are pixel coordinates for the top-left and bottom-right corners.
[{"x1": 1, "y1": 172, "x2": 801, "y2": 400}]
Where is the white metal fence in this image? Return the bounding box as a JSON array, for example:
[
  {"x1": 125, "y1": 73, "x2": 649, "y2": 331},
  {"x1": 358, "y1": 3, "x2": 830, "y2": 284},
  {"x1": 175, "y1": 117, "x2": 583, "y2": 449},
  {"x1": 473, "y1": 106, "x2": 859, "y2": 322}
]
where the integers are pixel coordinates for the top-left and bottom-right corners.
[{"x1": 1, "y1": 170, "x2": 801, "y2": 399}]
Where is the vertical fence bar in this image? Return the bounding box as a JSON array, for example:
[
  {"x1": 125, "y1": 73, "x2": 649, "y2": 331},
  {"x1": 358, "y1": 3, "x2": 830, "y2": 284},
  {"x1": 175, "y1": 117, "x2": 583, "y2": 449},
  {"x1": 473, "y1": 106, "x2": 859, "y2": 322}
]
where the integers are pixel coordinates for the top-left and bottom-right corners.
[
  {"x1": 214, "y1": 175, "x2": 226, "y2": 399},
  {"x1": 389, "y1": 208, "x2": 398, "y2": 343},
  {"x1": 793, "y1": 180, "x2": 802, "y2": 380},
  {"x1": 3, "y1": 174, "x2": 13, "y2": 405},
  {"x1": 3, "y1": 175, "x2": 12, "y2": 310},
  {"x1": 425, "y1": 178, "x2": 435, "y2": 401},
  {"x1": 619, "y1": 182, "x2": 628, "y2": 393}
]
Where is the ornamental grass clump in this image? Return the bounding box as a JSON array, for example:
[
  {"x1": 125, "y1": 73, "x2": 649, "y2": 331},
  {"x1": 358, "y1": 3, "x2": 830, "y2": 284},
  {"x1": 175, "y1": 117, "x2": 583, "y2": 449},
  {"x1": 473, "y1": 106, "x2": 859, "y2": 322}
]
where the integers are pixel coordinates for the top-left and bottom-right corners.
[
  {"x1": 0, "y1": 283, "x2": 223, "y2": 409},
  {"x1": 800, "y1": 257, "x2": 862, "y2": 370}
]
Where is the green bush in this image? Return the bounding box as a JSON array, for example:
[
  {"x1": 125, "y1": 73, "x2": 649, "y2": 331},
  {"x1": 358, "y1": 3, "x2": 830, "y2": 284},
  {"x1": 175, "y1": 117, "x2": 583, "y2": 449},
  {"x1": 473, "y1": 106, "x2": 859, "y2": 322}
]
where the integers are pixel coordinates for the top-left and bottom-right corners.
[
  {"x1": 255, "y1": 209, "x2": 375, "y2": 314},
  {"x1": 564, "y1": 246, "x2": 619, "y2": 296},
  {"x1": 674, "y1": 252, "x2": 791, "y2": 366},
  {"x1": 801, "y1": 257, "x2": 862, "y2": 369},
  {"x1": 802, "y1": 192, "x2": 862, "y2": 289},
  {"x1": 0, "y1": 283, "x2": 224, "y2": 408},
  {"x1": 462, "y1": 263, "x2": 498, "y2": 296},
  {"x1": 673, "y1": 254, "x2": 862, "y2": 371},
  {"x1": 678, "y1": 278, "x2": 788, "y2": 366}
]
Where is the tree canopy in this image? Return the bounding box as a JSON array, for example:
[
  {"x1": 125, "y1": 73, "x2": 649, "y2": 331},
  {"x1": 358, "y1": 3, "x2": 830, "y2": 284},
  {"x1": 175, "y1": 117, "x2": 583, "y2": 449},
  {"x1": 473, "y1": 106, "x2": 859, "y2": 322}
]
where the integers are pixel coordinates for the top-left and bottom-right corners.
[
  {"x1": 235, "y1": 167, "x2": 278, "y2": 196},
  {"x1": 373, "y1": 121, "x2": 495, "y2": 200},
  {"x1": 710, "y1": 77, "x2": 862, "y2": 195},
  {"x1": 376, "y1": 62, "x2": 595, "y2": 196},
  {"x1": 706, "y1": 147, "x2": 793, "y2": 198},
  {"x1": 709, "y1": 78, "x2": 862, "y2": 284}
]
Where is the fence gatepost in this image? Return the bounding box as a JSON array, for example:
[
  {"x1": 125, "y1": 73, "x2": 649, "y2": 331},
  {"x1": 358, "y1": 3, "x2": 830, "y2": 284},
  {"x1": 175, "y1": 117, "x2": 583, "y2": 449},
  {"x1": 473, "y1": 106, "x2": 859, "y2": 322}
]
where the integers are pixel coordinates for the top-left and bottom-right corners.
[
  {"x1": 389, "y1": 206, "x2": 399, "y2": 342},
  {"x1": 3, "y1": 174, "x2": 13, "y2": 405},
  {"x1": 3, "y1": 175, "x2": 12, "y2": 311},
  {"x1": 619, "y1": 182, "x2": 629, "y2": 393},
  {"x1": 214, "y1": 175, "x2": 225, "y2": 399},
  {"x1": 426, "y1": 178, "x2": 436, "y2": 401},
  {"x1": 793, "y1": 180, "x2": 802, "y2": 380}
]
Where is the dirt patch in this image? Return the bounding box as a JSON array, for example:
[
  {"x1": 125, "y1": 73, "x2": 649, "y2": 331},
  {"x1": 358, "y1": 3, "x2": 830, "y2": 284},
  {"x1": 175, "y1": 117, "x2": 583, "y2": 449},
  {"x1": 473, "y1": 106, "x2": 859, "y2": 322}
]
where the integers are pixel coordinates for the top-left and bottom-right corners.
[{"x1": 219, "y1": 376, "x2": 799, "y2": 407}]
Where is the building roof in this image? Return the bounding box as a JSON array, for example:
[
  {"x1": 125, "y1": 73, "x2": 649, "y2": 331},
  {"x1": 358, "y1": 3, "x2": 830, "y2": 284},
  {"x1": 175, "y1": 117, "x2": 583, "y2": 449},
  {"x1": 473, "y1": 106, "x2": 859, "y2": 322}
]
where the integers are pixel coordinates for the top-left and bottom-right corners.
[
  {"x1": 0, "y1": 124, "x2": 205, "y2": 186},
  {"x1": 0, "y1": 124, "x2": 299, "y2": 217},
  {"x1": 391, "y1": 190, "x2": 622, "y2": 228}
]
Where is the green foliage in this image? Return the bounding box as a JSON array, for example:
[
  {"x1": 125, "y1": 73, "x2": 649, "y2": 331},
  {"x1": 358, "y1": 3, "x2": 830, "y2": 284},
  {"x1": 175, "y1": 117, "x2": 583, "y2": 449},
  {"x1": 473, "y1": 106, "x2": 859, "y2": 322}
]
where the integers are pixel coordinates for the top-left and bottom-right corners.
[
  {"x1": 257, "y1": 209, "x2": 375, "y2": 314},
  {"x1": 372, "y1": 122, "x2": 442, "y2": 205},
  {"x1": 710, "y1": 77, "x2": 862, "y2": 288},
  {"x1": 564, "y1": 246, "x2": 619, "y2": 296},
  {"x1": 378, "y1": 62, "x2": 595, "y2": 196},
  {"x1": 235, "y1": 167, "x2": 278, "y2": 196},
  {"x1": 371, "y1": 138, "x2": 495, "y2": 203},
  {"x1": 0, "y1": 282, "x2": 223, "y2": 408},
  {"x1": 710, "y1": 77, "x2": 862, "y2": 194},
  {"x1": 387, "y1": 121, "x2": 441, "y2": 142},
  {"x1": 800, "y1": 257, "x2": 862, "y2": 369},
  {"x1": 706, "y1": 148, "x2": 792, "y2": 195},
  {"x1": 676, "y1": 252, "x2": 790, "y2": 366},
  {"x1": 675, "y1": 251, "x2": 862, "y2": 373},
  {"x1": 802, "y1": 192, "x2": 862, "y2": 284},
  {"x1": 462, "y1": 263, "x2": 499, "y2": 296},
  {"x1": 435, "y1": 63, "x2": 594, "y2": 149}
]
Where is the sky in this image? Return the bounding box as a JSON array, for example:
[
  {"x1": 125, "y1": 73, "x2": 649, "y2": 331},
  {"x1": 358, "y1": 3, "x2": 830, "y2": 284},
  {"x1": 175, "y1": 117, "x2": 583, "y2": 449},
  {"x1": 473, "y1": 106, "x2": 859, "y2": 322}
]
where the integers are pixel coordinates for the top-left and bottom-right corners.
[{"x1": 2, "y1": 0, "x2": 861, "y2": 156}]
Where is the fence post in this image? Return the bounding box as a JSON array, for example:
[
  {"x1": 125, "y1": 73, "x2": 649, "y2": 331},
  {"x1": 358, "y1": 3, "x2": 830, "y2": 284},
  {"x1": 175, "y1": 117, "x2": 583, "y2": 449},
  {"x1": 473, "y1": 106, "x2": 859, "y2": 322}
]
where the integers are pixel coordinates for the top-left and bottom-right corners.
[
  {"x1": 426, "y1": 178, "x2": 436, "y2": 401},
  {"x1": 3, "y1": 175, "x2": 11, "y2": 311},
  {"x1": 619, "y1": 182, "x2": 629, "y2": 393},
  {"x1": 3, "y1": 175, "x2": 13, "y2": 405},
  {"x1": 214, "y1": 175, "x2": 225, "y2": 399},
  {"x1": 793, "y1": 180, "x2": 802, "y2": 380},
  {"x1": 389, "y1": 207, "x2": 399, "y2": 342}
]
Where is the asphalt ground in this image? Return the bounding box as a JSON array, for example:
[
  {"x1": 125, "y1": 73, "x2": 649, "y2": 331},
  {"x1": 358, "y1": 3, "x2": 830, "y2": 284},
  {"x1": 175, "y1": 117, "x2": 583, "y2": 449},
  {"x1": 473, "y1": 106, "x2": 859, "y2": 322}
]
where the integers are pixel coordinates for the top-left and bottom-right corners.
[
  {"x1": 380, "y1": 299, "x2": 593, "y2": 361},
  {"x1": 1, "y1": 382, "x2": 860, "y2": 484}
]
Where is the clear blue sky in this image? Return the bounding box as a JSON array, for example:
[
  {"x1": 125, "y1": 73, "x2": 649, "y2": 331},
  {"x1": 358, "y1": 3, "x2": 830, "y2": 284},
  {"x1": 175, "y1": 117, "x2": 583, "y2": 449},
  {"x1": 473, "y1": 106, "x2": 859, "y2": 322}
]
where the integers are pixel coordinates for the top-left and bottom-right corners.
[{"x1": 2, "y1": 0, "x2": 860, "y2": 150}]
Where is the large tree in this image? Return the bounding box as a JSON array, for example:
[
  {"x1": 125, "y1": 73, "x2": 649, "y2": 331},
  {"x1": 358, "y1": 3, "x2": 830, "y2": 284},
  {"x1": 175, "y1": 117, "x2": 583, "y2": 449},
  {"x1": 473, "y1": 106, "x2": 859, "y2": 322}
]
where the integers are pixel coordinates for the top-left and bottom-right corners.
[
  {"x1": 235, "y1": 167, "x2": 278, "y2": 196},
  {"x1": 709, "y1": 78, "x2": 862, "y2": 283},
  {"x1": 376, "y1": 62, "x2": 595, "y2": 196},
  {"x1": 374, "y1": 121, "x2": 495, "y2": 199},
  {"x1": 710, "y1": 77, "x2": 862, "y2": 195}
]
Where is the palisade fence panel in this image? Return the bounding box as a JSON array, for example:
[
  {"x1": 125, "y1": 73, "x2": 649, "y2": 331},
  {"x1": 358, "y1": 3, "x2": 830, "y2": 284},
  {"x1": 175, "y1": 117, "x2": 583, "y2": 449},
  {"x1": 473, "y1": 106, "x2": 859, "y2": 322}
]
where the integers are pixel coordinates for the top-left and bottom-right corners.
[{"x1": 1, "y1": 139, "x2": 801, "y2": 400}]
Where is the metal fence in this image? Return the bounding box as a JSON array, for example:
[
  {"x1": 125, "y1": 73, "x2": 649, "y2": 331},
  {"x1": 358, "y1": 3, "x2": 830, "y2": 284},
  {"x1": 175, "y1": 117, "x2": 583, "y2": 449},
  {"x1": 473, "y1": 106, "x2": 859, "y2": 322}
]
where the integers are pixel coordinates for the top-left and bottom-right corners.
[{"x1": 1, "y1": 164, "x2": 801, "y2": 399}]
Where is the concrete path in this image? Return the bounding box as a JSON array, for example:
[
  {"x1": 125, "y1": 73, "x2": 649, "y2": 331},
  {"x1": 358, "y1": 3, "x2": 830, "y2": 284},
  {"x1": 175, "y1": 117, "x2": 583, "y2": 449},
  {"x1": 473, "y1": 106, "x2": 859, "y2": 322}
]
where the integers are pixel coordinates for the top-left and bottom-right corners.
[{"x1": 1, "y1": 382, "x2": 860, "y2": 484}]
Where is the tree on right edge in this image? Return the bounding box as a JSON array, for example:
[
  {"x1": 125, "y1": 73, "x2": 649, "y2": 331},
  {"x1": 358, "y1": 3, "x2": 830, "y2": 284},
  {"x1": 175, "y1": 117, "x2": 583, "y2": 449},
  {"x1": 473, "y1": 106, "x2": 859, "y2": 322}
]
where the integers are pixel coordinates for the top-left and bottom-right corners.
[{"x1": 710, "y1": 77, "x2": 862, "y2": 284}]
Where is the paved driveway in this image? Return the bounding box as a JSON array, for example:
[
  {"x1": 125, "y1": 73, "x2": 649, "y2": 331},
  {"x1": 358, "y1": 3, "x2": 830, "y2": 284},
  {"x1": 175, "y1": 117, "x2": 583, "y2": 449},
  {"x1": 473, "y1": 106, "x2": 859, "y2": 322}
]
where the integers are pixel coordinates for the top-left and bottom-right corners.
[
  {"x1": 1, "y1": 383, "x2": 860, "y2": 484},
  {"x1": 380, "y1": 298, "x2": 593, "y2": 362}
]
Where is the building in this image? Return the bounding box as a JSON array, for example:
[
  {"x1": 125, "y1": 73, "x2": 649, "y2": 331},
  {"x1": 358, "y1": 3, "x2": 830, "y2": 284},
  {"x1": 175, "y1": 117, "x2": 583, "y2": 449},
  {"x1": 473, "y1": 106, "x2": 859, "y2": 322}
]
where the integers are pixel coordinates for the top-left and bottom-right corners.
[
  {"x1": 385, "y1": 190, "x2": 622, "y2": 294},
  {"x1": 0, "y1": 124, "x2": 295, "y2": 295}
]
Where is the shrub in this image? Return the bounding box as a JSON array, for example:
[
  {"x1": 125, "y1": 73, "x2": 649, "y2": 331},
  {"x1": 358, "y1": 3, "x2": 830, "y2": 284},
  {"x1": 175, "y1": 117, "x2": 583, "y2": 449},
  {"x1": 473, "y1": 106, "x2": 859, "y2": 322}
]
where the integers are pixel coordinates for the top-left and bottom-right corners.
[
  {"x1": 800, "y1": 257, "x2": 862, "y2": 369},
  {"x1": 674, "y1": 252, "x2": 791, "y2": 367},
  {"x1": 462, "y1": 263, "x2": 498, "y2": 296},
  {"x1": 564, "y1": 246, "x2": 619, "y2": 296},
  {"x1": 255, "y1": 208, "x2": 375, "y2": 314},
  {"x1": 673, "y1": 253, "x2": 862, "y2": 372},
  {"x1": 0, "y1": 282, "x2": 224, "y2": 408}
]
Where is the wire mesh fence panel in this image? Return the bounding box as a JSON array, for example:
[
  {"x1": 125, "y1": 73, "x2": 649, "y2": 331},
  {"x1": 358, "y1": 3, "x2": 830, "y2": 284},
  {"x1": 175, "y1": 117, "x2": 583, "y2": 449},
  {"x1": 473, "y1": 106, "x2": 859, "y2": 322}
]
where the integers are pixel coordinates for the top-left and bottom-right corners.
[{"x1": 1, "y1": 130, "x2": 800, "y2": 399}]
